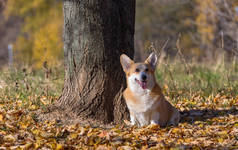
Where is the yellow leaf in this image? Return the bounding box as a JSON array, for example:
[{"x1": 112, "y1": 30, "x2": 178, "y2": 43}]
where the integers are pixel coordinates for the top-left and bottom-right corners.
[
  {"x1": 21, "y1": 143, "x2": 33, "y2": 150},
  {"x1": 34, "y1": 139, "x2": 45, "y2": 149},
  {"x1": 56, "y1": 144, "x2": 64, "y2": 150},
  {"x1": 19, "y1": 122, "x2": 29, "y2": 129},
  {"x1": 218, "y1": 138, "x2": 224, "y2": 143},
  {"x1": 40, "y1": 97, "x2": 50, "y2": 105},
  {"x1": 34, "y1": 143, "x2": 41, "y2": 149},
  {"x1": 198, "y1": 124, "x2": 204, "y2": 128},
  {"x1": 29, "y1": 105, "x2": 37, "y2": 110},
  {"x1": 192, "y1": 146, "x2": 200, "y2": 150},
  {"x1": 0, "y1": 130, "x2": 6, "y2": 135},
  {"x1": 184, "y1": 138, "x2": 192, "y2": 143},
  {"x1": 0, "y1": 114, "x2": 4, "y2": 121},
  {"x1": 171, "y1": 128, "x2": 180, "y2": 134},
  {"x1": 234, "y1": 123, "x2": 238, "y2": 128},
  {"x1": 32, "y1": 129, "x2": 40, "y2": 135},
  {"x1": 146, "y1": 124, "x2": 160, "y2": 130},
  {"x1": 46, "y1": 142, "x2": 57, "y2": 149},
  {"x1": 69, "y1": 133, "x2": 78, "y2": 139}
]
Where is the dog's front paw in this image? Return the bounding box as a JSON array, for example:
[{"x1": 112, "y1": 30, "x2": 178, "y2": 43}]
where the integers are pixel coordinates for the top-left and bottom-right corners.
[
  {"x1": 130, "y1": 121, "x2": 136, "y2": 126},
  {"x1": 150, "y1": 120, "x2": 159, "y2": 125},
  {"x1": 123, "y1": 120, "x2": 136, "y2": 126}
]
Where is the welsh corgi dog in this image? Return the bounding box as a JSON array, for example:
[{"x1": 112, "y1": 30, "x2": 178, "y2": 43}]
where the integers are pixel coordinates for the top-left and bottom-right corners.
[{"x1": 120, "y1": 52, "x2": 180, "y2": 127}]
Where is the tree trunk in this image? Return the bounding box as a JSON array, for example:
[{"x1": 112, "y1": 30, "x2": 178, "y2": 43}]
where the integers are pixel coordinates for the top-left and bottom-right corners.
[{"x1": 57, "y1": 0, "x2": 135, "y2": 124}]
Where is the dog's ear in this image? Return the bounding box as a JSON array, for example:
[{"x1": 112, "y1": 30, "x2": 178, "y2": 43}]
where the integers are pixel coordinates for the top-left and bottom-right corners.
[
  {"x1": 120, "y1": 54, "x2": 134, "y2": 72},
  {"x1": 145, "y1": 52, "x2": 158, "y2": 70}
]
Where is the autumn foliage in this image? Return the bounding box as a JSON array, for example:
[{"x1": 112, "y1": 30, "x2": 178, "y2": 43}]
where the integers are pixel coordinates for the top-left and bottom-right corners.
[
  {"x1": 1, "y1": 0, "x2": 238, "y2": 149},
  {"x1": 136, "y1": 0, "x2": 238, "y2": 59},
  {"x1": 3, "y1": 0, "x2": 238, "y2": 68},
  {"x1": 4, "y1": 0, "x2": 63, "y2": 68}
]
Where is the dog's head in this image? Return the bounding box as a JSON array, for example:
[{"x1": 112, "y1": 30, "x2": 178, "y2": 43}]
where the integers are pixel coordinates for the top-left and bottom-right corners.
[{"x1": 120, "y1": 52, "x2": 158, "y2": 91}]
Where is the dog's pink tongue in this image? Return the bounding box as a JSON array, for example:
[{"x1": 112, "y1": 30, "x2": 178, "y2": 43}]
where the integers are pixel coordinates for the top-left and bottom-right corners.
[{"x1": 141, "y1": 82, "x2": 147, "y2": 89}]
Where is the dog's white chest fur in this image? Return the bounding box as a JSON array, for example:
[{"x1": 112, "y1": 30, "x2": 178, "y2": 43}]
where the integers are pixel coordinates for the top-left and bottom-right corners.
[
  {"x1": 126, "y1": 89, "x2": 160, "y2": 126},
  {"x1": 127, "y1": 90, "x2": 158, "y2": 112}
]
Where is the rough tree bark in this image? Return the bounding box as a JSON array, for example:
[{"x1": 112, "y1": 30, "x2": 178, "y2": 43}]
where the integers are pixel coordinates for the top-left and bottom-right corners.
[{"x1": 57, "y1": 0, "x2": 135, "y2": 124}]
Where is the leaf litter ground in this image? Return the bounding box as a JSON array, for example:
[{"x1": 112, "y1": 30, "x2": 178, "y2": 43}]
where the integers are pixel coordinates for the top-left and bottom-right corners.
[
  {"x1": 1, "y1": 65, "x2": 238, "y2": 149},
  {"x1": 0, "y1": 93, "x2": 238, "y2": 149}
]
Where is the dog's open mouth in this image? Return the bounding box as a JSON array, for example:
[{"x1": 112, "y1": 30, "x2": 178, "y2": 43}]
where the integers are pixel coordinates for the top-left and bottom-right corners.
[{"x1": 135, "y1": 79, "x2": 147, "y2": 89}]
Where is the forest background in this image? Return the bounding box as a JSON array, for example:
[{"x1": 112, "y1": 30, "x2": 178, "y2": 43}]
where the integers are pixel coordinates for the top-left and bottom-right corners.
[{"x1": 0, "y1": 0, "x2": 238, "y2": 68}]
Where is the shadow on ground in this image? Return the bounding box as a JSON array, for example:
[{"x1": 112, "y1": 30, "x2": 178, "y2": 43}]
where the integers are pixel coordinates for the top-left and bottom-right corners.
[{"x1": 180, "y1": 106, "x2": 238, "y2": 124}]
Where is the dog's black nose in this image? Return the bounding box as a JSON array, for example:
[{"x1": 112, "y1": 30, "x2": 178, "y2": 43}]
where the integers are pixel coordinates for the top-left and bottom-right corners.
[{"x1": 142, "y1": 74, "x2": 147, "y2": 81}]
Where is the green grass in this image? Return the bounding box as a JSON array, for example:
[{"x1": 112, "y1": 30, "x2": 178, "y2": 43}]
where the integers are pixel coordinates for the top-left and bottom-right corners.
[
  {"x1": 0, "y1": 58, "x2": 238, "y2": 108},
  {"x1": 155, "y1": 59, "x2": 238, "y2": 102},
  {"x1": 0, "y1": 67, "x2": 64, "y2": 110}
]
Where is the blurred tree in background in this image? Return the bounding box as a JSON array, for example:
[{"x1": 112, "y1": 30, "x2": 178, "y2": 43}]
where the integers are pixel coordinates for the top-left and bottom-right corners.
[
  {"x1": 135, "y1": 0, "x2": 197, "y2": 60},
  {"x1": 4, "y1": 0, "x2": 63, "y2": 68},
  {"x1": 195, "y1": 0, "x2": 217, "y2": 59},
  {"x1": 195, "y1": 0, "x2": 238, "y2": 59},
  {"x1": 136, "y1": 0, "x2": 238, "y2": 61},
  {"x1": 3, "y1": 0, "x2": 238, "y2": 68}
]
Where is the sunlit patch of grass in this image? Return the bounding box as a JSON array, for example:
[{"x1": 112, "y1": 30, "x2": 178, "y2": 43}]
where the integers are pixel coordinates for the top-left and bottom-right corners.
[{"x1": 155, "y1": 59, "x2": 238, "y2": 109}]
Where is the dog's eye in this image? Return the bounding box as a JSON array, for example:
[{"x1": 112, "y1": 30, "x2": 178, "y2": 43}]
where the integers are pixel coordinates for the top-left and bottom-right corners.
[
  {"x1": 135, "y1": 68, "x2": 140, "y2": 72},
  {"x1": 145, "y1": 68, "x2": 149, "y2": 72}
]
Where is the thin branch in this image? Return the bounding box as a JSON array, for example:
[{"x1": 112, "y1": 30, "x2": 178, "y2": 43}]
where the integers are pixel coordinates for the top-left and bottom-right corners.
[{"x1": 176, "y1": 34, "x2": 191, "y2": 75}]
